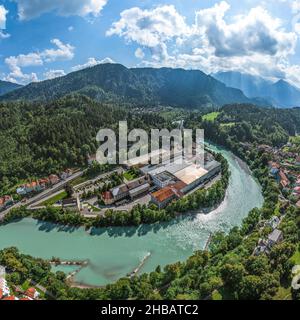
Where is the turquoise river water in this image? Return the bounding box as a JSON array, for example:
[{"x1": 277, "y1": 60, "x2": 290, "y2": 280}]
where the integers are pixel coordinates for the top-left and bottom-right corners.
[{"x1": 0, "y1": 145, "x2": 264, "y2": 286}]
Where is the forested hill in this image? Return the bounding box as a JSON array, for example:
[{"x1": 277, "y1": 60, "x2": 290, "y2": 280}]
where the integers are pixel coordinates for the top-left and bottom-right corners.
[
  {"x1": 0, "y1": 80, "x2": 22, "y2": 96},
  {"x1": 198, "y1": 104, "x2": 300, "y2": 147},
  {"x1": 0, "y1": 63, "x2": 257, "y2": 108},
  {"x1": 0, "y1": 95, "x2": 168, "y2": 194}
]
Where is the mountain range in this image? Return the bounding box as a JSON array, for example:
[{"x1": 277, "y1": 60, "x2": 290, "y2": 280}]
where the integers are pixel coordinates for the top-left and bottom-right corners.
[
  {"x1": 0, "y1": 80, "x2": 22, "y2": 96},
  {"x1": 213, "y1": 71, "x2": 300, "y2": 108},
  {"x1": 0, "y1": 63, "x2": 261, "y2": 109}
]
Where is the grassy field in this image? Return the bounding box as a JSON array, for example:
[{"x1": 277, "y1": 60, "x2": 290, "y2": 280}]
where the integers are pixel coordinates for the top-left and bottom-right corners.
[
  {"x1": 220, "y1": 122, "x2": 236, "y2": 128},
  {"x1": 273, "y1": 286, "x2": 292, "y2": 300},
  {"x1": 123, "y1": 171, "x2": 138, "y2": 181},
  {"x1": 291, "y1": 245, "x2": 300, "y2": 265},
  {"x1": 202, "y1": 112, "x2": 220, "y2": 122},
  {"x1": 41, "y1": 191, "x2": 67, "y2": 206}
]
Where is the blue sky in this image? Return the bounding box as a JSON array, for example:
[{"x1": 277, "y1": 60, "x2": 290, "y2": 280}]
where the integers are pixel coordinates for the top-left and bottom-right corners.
[{"x1": 1, "y1": 0, "x2": 300, "y2": 87}]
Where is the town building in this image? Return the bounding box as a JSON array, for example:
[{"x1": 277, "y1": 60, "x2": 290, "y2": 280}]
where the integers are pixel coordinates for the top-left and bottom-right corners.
[
  {"x1": 151, "y1": 181, "x2": 186, "y2": 209},
  {"x1": 142, "y1": 155, "x2": 221, "y2": 195},
  {"x1": 0, "y1": 195, "x2": 13, "y2": 210},
  {"x1": 267, "y1": 229, "x2": 283, "y2": 247},
  {"x1": 16, "y1": 181, "x2": 40, "y2": 195},
  {"x1": 105, "y1": 176, "x2": 150, "y2": 204},
  {"x1": 25, "y1": 287, "x2": 40, "y2": 300},
  {"x1": 60, "y1": 169, "x2": 73, "y2": 180},
  {"x1": 49, "y1": 174, "x2": 59, "y2": 185},
  {"x1": 253, "y1": 229, "x2": 283, "y2": 256},
  {"x1": 151, "y1": 187, "x2": 177, "y2": 209},
  {"x1": 2, "y1": 295, "x2": 19, "y2": 300},
  {"x1": 101, "y1": 191, "x2": 114, "y2": 205},
  {"x1": 279, "y1": 170, "x2": 290, "y2": 189}
]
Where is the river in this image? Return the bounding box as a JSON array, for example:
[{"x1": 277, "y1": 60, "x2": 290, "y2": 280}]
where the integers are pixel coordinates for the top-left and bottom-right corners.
[{"x1": 0, "y1": 145, "x2": 263, "y2": 286}]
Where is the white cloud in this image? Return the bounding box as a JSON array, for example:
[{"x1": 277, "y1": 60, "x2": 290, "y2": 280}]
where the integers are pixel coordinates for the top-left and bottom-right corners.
[
  {"x1": 291, "y1": 1, "x2": 300, "y2": 35},
  {"x1": 12, "y1": 0, "x2": 108, "y2": 20},
  {"x1": 107, "y1": 2, "x2": 300, "y2": 87},
  {"x1": 106, "y1": 5, "x2": 190, "y2": 47},
  {"x1": 0, "y1": 5, "x2": 8, "y2": 29},
  {"x1": 44, "y1": 69, "x2": 66, "y2": 80},
  {"x1": 4, "y1": 39, "x2": 75, "y2": 84},
  {"x1": 195, "y1": 1, "x2": 296, "y2": 58},
  {"x1": 0, "y1": 31, "x2": 10, "y2": 39},
  {"x1": 68, "y1": 26, "x2": 74, "y2": 31},
  {"x1": 292, "y1": 1, "x2": 300, "y2": 13},
  {"x1": 0, "y1": 5, "x2": 10, "y2": 39},
  {"x1": 135, "y1": 48, "x2": 145, "y2": 59},
  {"x1": 71, "y1": 57, "x2": 115, "y2": 71},
  {"x1": 41, "y1": 39, "x2": 75, "y2": 62}
]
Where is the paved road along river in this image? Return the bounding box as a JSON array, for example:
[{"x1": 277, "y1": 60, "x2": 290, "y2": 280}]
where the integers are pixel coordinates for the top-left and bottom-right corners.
[{"x1": 0, "y1": 145, "x2": 264, "y2": 286}]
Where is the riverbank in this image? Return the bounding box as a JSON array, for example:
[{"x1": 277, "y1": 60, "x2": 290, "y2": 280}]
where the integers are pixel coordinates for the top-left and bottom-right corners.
[
  {"x1": 0, "y1": 146, "x2": 263, "y2": 287},
  {"x1": 1, "y1": 152, "x2": 230, "y2": 229}
]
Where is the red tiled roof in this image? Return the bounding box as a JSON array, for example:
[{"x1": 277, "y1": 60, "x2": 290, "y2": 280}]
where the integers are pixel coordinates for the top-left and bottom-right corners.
[
  {"x1": 2, "y1": 296, "x2": 16, "y2": 300},
  {"x1": 25, "y1": 288, "x2": 36, "y2": 299},
  {"x1": 0, "y1": 195, "x2": 12, "y2": 205},
  {"x1": 39, "y1": 178, "x2": 49, "y2": 184},
  {"x1": 151, "y1": 187, "x2": 176, "y2": 203},
  {"x1": 102, "y1": 191, "x2": 113, "y2": 200}
]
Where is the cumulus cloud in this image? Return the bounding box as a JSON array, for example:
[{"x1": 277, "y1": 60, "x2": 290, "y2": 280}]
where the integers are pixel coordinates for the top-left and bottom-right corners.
[
  {"x1": 291, "y1": 1, "x2": 300, "y2": 35},
  {"x1": 4, "y1": 39, "x2": 75, "y2": 84},
  {"x1": 135, "y1": 48, "x2": 145, "y2": 59},
  {"x1": 44, "y1": 69, "x2": 66, "y2": 80},
  {"x1": 106, "y1": 5, "x2": 190, "y2": 47},
  {"x1": 71, "y1": 57, "x2": 115, "y2": 72},
  {"x1": 195, "y1": 1, "x2": 296, "y2": 58},
  {"x1": 0, "y1": 5, "x2": 8, "y2": 29},
  {"x1": 42, "y1": 39, "x2": 75, "y2": 62},
  {"x1": 0, "y1": 5, "x2": 10, "y2": 39},
  {"x1": 12, "y1": 0, "x2": 108, "y2": 20},
  {"x1": 107, "y1": 2, "x2": 300, "y2": 87}
]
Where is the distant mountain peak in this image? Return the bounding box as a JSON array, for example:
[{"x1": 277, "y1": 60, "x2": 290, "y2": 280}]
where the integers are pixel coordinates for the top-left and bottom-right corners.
[{"x1": 213, "y1": 71, "x2": 300, "y2": 108}]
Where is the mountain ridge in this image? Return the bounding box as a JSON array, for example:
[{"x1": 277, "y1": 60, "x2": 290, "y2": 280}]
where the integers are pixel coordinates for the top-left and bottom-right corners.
[
  {"x1": 213, "y1": 71, "x2": 300, "y2": 108},
  {"x1": 0, "y1": 63, "x2": 262, "y2": 109},
  {"x1": 0, "y1": 80, "x2": 22, "y2": 96}
]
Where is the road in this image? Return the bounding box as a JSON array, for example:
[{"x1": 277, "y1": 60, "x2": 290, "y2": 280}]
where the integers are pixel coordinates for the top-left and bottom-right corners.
[
  {"x1": 15, "y1": 167, "x2": 123, "y2": 211},
  {"x1": 0, "y1": 170, "x2": 84, "y2": 220}
]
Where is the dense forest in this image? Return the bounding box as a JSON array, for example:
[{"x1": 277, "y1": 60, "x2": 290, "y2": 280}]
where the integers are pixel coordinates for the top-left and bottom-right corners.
[
  {"x1": 191, "y1": 104, "x2": 300, "y2": 147},
  {"x1": 0, "y1": 63, "x2": 257, "y2": 108},
  {"x1": 0, "y1": 94, "x2": 168, "y2": 195},
  {"x1": 1, "y1": 96, "x2": 300, "y2": 196}
]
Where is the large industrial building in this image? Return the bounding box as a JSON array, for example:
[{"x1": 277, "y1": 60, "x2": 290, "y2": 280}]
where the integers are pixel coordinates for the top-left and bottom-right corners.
[
  {"x1": 101, "y1": 150, "x2": 221, "y2": 209},
  {"x1": 145, "y1": 153, "x2": 222, "y2": 208}
]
